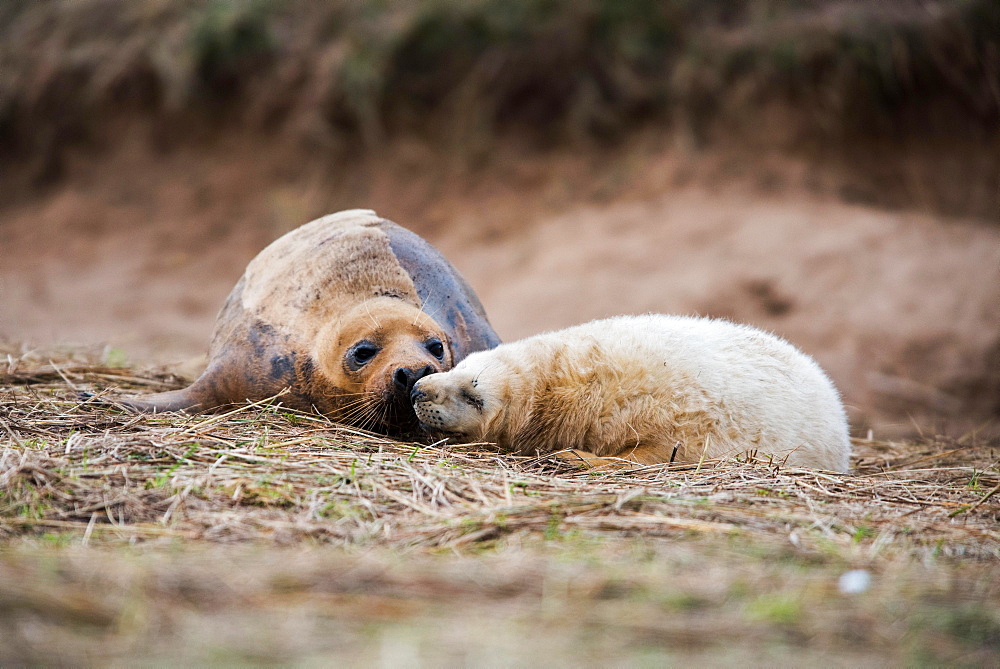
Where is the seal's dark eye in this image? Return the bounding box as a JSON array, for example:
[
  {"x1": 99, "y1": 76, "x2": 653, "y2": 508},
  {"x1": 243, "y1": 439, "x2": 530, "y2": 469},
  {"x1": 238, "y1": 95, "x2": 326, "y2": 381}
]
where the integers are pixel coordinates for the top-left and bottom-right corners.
[
  {"x1": 426, "y1": 339, "x2": 445, "y2": 360},
  {"x1": 347, "y1": 341, "x2": 380, "y2": 370}
]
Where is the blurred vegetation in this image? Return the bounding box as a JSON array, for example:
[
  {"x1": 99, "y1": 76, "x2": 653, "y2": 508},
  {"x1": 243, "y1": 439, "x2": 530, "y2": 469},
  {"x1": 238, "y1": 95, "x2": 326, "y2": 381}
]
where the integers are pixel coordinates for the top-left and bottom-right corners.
[{"x1": 0, "y1": 0, "x2": 997, "y2": 212}]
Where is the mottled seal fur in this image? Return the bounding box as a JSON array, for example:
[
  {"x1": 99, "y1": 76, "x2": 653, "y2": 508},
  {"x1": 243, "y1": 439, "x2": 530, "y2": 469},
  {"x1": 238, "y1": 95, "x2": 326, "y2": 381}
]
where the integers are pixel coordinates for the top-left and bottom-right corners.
[
  {"x1": 119, "y1": 209, "x2": 501, "y2": 435},
  {"x1": 411, "y1": 314, "x2": 851, "y2": 471}
]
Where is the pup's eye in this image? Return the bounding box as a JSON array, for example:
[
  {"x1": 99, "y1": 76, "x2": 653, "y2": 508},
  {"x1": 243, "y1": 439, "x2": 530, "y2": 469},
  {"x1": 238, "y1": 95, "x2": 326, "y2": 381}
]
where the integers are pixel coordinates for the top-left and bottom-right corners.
[
  {"x1": 426, "y1": 339, "x2": 445, "y2": 360},
  {"x1": 347, "y1": 341, "x2": 380, "y2": 370},
  {"x1": 460, "y1": 388, "x2": 484, "y2": 411}
]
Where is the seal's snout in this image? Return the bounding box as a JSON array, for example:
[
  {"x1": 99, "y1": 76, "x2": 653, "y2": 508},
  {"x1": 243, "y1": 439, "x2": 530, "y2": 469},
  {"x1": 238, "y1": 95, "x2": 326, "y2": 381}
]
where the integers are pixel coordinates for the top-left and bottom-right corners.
[
  {"x1": 393, "y1": 365, "x2": 435, "y2": 397},
  {"x1": 410, "y1": 373, "x2": 441, "y2": 406},
  {"x1": 411, "y1": 378, "x2": 444, "y2": 433}
]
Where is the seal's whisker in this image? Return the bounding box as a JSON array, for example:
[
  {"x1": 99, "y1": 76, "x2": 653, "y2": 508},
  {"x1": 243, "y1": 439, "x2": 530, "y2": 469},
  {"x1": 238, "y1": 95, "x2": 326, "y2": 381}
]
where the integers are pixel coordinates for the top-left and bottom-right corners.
[
  {"x1": 414, "y1": 289, "x2": 435, "y2": 325},
  {"x1": 472, "y1": 359, "x2": 501, "y2": 386},
  {"x1": 335, "y1": 390, "x2": 371, "y2": 398},
  {"x1": 357, "y1": 395, "x2": 390, "y2": 431},
  {"x1": 346, "y1": 405, "x2": 370, "y2": 428},
  {"x1": 415, "y1": 292, "x2": 448, "y2": 326},
  {"x1": 339, "y1": 398, "x2": 380, "y2": 424},
  {"x1": 333, "y1": 396, "x2": 377, "y2": 417},
  {"x1": 357, "y1": 404, "x2": 385, "y2": 433},
  {"x1": 334, "y1": 396, "x2": 369, "y2": 418},
  {"x1": 362, "y1": 300, "x2": 382, "y2": 331},
  {"x1": 333, "y1": 404, "x2": 370, "y2": 422},
  {"x1": 336, "y1": 395, "x2": 376, "y2": 411},
  {"x1": 344, "y1": 409, "x2": 377, "y2": 432}
]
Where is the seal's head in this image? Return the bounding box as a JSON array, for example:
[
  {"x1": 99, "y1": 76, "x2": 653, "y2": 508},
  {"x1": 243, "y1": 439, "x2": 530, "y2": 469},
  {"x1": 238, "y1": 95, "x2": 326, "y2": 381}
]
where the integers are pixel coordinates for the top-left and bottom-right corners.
[
  {"x1": 315, "y1": 297, "x2": 454, "y2": 432},
  {"x1": 410, "y1": 351, "x2": 515, "y2": 440}
]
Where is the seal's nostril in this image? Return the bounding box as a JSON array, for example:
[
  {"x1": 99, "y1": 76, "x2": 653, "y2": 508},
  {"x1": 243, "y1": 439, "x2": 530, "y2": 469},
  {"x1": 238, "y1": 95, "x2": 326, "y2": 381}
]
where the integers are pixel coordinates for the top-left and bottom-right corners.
[
  {"x1": 394, "y1": 367, "x2": 428, "y2": 396},
  {"x1": 398, "y1": 365, "x2": 439, "y2": 396}
]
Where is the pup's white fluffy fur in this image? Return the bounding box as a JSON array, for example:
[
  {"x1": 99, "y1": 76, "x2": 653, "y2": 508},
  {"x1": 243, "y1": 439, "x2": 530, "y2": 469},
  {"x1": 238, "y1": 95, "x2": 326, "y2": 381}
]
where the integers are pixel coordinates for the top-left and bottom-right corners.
[{"x1": 412, "y1": 314, "x2": 851, "y2": 472}]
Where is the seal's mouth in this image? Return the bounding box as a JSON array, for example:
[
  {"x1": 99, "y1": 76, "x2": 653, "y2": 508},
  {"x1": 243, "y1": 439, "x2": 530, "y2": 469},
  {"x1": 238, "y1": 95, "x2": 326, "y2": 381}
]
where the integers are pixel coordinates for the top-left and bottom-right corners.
[
  {"x1": 376, "y1": 364, "x2": 437, "y2": 434},
  {"x1": 415, "y1": 420, "x2": 463, "y2": 441},
  {"x1": 411, "y1": 402, "x2": 465, "y2": 440},
  {"x1": 381, "y1": 393, "x2": 420, "y2": 430}
]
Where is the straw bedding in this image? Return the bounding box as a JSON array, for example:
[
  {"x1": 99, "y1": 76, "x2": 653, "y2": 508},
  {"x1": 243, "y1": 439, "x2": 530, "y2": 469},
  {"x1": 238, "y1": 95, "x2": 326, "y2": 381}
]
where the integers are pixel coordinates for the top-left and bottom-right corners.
[{"x1": 2, "y1": 346, "x2": 996, "y2": 556}]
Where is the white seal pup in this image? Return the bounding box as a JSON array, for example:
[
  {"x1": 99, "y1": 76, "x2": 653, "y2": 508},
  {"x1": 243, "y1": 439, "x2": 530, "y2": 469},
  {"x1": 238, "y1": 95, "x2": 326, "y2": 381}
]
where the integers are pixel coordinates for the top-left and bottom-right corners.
[{"x1": 411, "y1": 314, "x2": 851, "y2": 471}]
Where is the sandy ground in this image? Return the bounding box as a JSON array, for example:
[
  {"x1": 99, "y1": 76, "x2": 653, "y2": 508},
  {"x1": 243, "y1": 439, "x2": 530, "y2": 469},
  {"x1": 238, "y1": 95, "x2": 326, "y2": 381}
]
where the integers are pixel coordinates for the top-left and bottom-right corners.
[{"x1": 1, "y1": 136, "x2": 997, "y2": 439}]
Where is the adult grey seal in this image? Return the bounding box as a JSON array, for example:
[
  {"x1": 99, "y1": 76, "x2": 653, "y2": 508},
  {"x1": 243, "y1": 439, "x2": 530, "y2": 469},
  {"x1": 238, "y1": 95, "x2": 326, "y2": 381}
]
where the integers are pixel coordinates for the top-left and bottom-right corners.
[{"x1": 118, "y1": 209, "x2": 501, "y2": 436}]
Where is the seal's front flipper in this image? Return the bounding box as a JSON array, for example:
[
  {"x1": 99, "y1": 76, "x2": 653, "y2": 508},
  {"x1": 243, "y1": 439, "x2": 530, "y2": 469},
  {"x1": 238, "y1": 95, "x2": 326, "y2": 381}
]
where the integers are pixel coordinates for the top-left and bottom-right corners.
[
  {"x1": 553, "y1": 449, "x2": 621, "y2": 469},
  {"x1": 553, "y1": 446, "x2": 665, "y2": 470}
]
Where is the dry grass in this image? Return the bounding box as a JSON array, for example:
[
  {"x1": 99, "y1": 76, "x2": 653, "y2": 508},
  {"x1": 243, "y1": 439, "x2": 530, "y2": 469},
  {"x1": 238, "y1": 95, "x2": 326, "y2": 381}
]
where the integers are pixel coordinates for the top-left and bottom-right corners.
[{"x1": 1, "y1": 345, "x2": 999, "y2": 663}]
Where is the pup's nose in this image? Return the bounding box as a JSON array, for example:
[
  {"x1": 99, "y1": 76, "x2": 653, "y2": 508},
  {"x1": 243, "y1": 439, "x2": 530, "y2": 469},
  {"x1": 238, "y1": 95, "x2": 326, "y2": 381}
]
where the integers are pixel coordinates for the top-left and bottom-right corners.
[{"x1": 394, "y1": 365, "x2": 434, "y2": 397}]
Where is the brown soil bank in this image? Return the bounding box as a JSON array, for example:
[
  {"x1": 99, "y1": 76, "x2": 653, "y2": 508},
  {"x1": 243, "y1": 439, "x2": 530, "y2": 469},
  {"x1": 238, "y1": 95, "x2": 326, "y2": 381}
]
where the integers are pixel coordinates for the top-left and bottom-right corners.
[{"x1": 1, "y1": 0, "x2": 998, "y2": 440}]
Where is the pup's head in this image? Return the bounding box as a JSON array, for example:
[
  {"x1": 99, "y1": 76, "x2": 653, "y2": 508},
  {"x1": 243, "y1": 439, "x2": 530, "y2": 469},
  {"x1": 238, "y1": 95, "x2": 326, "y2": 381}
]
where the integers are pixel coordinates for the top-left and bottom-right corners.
[
  {"x1": 410, "y1": 352, "x2": 510, "y2": 440},
  {"x1": 315, "y1": 297, "x2": 454, "y2": 433}
]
